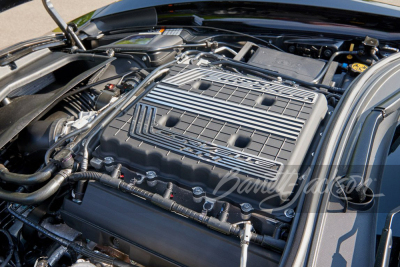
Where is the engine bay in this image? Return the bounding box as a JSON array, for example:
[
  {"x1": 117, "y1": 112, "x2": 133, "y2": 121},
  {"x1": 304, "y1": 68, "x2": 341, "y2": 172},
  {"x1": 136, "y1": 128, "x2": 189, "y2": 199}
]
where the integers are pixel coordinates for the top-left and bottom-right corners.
[{"x1": 0, "y1": 8, "x2": 395, "y2": 266}]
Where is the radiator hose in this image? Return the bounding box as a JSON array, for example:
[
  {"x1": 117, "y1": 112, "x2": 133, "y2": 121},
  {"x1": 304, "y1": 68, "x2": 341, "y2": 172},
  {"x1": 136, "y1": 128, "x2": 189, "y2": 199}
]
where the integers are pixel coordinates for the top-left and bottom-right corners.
[
  {"x1": 0, "y1": 163, "x2": 57, "y2": 185},
  {"x1": 0, "y1": 169, "x2": 70, "y2": 205}
]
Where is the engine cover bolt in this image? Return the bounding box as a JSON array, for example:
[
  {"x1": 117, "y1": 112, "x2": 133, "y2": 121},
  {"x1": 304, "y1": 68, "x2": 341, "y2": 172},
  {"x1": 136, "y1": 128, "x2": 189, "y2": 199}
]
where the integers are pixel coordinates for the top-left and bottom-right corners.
[
  {"x1": 192, "y1": 186, "x2": 205, "y2": 203},
  {"x1": 240, "y1": 203, "x2": 253, "y2": 213},
  {"x1": 284, "y1": 208, "x2": 295, "y2": 218},
  {"x1": 146, "y1": 171, "x2": 157, "y2": 179},
  {"x1": 240, "y1": 203, "x2": 254, "y2": 220},
  {"x1": 192, "y1": 186, "x2": 205, "y2": 196},
  {"x1": 146, "y1": 171, "x2": 157, "y2": 187},
  {"x1": 104, "y1": 157, "x2": 115, "y2": 172},
  {"x1": 104, "y1": 157, "x2": 114, "y2": 165}
]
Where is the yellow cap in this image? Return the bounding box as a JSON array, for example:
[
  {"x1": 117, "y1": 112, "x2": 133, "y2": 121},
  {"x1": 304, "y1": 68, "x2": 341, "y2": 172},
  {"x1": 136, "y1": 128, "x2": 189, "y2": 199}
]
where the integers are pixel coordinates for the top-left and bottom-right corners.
[
  {"x1": 350, "y1": 63, "x2": 368, "y2": 73},
  {"x1": 347, "y1": 43, "x2": 355, "y2": 60}
]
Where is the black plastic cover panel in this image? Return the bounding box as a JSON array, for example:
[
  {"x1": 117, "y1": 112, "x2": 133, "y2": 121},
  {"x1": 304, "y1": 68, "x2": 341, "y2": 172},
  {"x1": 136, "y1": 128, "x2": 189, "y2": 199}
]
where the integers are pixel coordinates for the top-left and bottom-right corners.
[
  {"x1": 96, "y1": 64, "x2": 327, "y2": 207},
  {"x1": 248, "y1": 47, "x2": 326, "y2": 82},
  {"x1": 62, "y1": 182, "x2": 281, "y2": 267}
]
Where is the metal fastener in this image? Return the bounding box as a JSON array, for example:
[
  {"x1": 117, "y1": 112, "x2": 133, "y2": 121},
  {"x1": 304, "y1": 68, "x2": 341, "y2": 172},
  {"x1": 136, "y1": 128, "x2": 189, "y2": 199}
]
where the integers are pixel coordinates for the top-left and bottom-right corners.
[
  {"x1": 284, "y1": 208, "x2": 295, "y2": 218},
  {"x1": 240, "y1": 203, "x2": 254, "y2": 213},
  {"x1": 192, "y1": 186, "x2": 205, "y2": 196},
  {"x1": 203, "y1": 201, "x2": 214, "y2": 211},
  {"x1": 104, "y1": 157, "x2": 114, "y2": 165},
  {"x1": 146, "y1": 171, "x2": 157, "y2": 179}
]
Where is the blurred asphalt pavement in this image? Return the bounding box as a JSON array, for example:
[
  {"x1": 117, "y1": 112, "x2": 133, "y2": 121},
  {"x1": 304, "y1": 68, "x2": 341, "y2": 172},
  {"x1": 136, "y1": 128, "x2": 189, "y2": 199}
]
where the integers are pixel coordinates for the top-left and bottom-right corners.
[{"x1": 0, "y1": 0, "x2": 115, "y2": 49}]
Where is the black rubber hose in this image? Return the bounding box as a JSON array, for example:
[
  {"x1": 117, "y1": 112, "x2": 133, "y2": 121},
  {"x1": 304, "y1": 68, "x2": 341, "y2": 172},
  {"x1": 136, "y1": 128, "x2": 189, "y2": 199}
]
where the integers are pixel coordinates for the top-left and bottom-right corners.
[
  {"x1": 0, "y1": 163, "x2": 57, "y2": 185},
  {"x1": 0, "y1": 229, "x2": 14, "y2": 267},
  {"x1": 209, "y1": 60, "x2": 345, "y2": 94},
  {"x1": 312, "y1": 51, "x2": 359, "y2": 83},
  {"x1": 272, "y1": 222, "x2": 290, "y2": 239},
  {"x1": 0, "y1": 170, "x2": 70, "y2": 205},
  {"x1": 7, "y1": 205, "x2": 134, "y2": 267}
]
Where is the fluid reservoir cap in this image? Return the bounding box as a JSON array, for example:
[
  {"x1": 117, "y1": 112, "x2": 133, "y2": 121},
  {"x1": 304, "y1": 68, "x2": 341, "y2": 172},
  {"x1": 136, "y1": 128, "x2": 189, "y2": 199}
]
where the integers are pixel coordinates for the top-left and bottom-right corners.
[{"x1": 350, "y1": 63, "x2": 368, "y2": 74}]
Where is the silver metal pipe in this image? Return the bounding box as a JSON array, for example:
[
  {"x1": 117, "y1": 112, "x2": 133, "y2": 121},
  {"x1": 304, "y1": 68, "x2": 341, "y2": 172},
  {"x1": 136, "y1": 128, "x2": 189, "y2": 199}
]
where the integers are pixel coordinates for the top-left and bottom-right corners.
[
  {"x1": 240, "y1": 222, "x2": 253, "y2": 267},
  {"x1": 214, "y1": 46, "x2": 238, "y2": 56}
]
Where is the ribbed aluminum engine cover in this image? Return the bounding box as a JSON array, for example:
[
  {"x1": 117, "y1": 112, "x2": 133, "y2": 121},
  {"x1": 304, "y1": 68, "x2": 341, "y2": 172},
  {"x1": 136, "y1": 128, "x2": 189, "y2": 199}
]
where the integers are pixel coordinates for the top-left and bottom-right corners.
[{"x1": 96, "y1": 64, "x2": 327, "y2": 208}]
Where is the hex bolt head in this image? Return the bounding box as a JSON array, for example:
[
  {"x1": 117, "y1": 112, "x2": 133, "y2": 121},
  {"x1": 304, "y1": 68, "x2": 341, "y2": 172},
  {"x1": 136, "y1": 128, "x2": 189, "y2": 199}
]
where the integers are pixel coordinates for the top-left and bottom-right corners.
[
  {"x1": 103, "y1": 157, "x2": 115, "y2": 172},
  {"x1": 146, "y1": 171, "x2": 157, "y2": 179},
  {"x1": 104, "y1": 157, "x2": 114, "y2": 165},
  {"x1": 240, "y1": 203, "x2": 254, "y2": 214},
  {"x1": 284, "y1": 208, "x2": 295, "y2": 218},
  {"x1": 192, "y1": 186, "x2": 205, "y2": 196},
  {"x1": 192, "y1": 186, "x2": 205, "y2": 203},
  {"x1": 145, "y1": 171, "x2": 157, "y2": 187},
  {"x1": 240, "y1": 203, "x2": 254, "y2": 220}
]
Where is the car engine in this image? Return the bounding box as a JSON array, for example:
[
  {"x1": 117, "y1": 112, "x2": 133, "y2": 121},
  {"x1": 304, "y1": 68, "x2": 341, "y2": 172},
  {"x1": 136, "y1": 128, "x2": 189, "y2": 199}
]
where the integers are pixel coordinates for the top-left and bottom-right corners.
[
  {"x1": 0, "y1": 14, "x2": 387, "y2": 266},
  {"x1": 61, "y1": 60, "x2": 327, "y2": 266}
]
